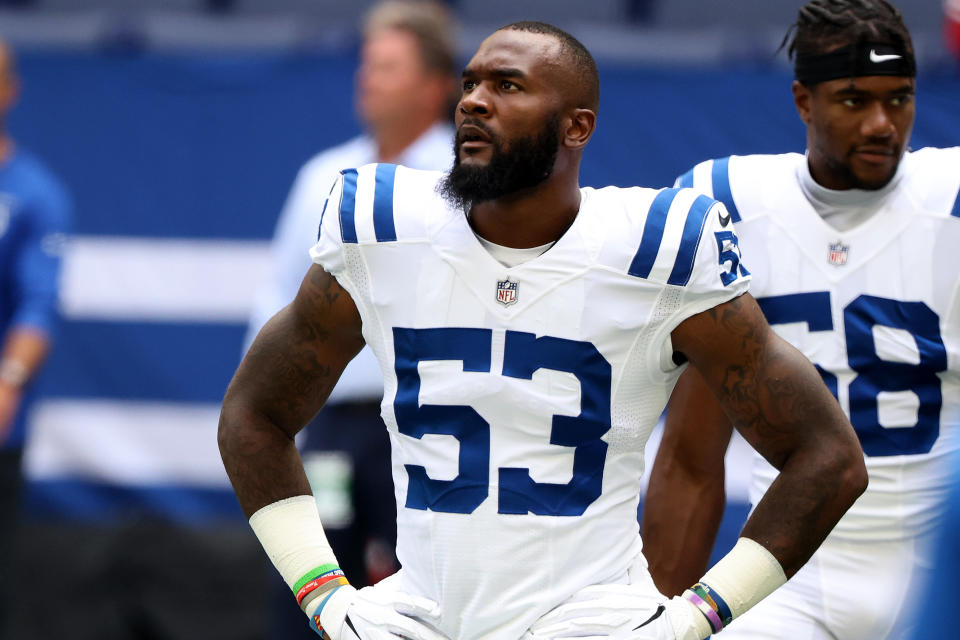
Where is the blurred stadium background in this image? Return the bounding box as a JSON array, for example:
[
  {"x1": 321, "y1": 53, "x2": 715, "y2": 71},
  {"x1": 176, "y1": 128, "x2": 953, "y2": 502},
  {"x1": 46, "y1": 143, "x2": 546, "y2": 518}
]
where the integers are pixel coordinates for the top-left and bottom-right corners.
[{"x1": 1, "y1": 0, "x2": 957, "y2": 637}]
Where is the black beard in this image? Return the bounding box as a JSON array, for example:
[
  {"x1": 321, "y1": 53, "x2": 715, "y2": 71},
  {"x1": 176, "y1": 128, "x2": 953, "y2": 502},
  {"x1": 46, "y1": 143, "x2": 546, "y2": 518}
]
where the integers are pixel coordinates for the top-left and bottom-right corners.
[
  {"x1": 438, "y1": 115, "x2": 561, "y2": 211},
  {"x1": 826, "y1": 152, "x2": 899, "y2": 190}
]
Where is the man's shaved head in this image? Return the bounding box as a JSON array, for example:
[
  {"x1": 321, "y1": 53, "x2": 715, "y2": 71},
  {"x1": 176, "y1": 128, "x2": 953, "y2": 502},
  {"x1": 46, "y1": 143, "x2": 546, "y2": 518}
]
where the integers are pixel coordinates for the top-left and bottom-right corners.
[{"x1": 497, "y1": 21, "x2": 599, "y2": 112}]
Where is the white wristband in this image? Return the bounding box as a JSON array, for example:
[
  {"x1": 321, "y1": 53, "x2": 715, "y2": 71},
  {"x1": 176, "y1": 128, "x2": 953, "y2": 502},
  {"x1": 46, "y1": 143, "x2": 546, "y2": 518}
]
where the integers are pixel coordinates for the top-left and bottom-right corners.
[
  {"x1": 248, "y1": 495, "x2": 341, "y2": 592},
  {"x1": 701, "y1": 537, "x2": 787, "y2": 619}
]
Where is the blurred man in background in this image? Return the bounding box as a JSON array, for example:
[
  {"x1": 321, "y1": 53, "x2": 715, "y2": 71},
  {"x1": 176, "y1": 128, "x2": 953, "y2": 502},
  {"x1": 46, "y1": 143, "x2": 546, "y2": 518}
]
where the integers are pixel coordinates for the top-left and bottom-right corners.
[
  {"x1": 0, "y1": 38, "x2": 71, "y2": 637},
  {"x1": 643, "y1": 1, "x2": 960, "y2": 638},
  {"x1": 947, "y1": 0, "x2": 960, "y2": 59},
  {"x1": 244, "y1": 2, "x2": 457, "y2": 637}
]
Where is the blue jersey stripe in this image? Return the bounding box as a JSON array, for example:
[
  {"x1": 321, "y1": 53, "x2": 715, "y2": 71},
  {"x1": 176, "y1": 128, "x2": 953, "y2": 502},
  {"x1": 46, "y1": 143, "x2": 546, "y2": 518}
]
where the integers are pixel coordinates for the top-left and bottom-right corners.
[
  {"x1": 951, "y1": 184, "x2": 960, "y2": 218},
  {"x1": 339, "y1": 168, "x2": 359, "y2": 243},
  {"x1": 628, "y1": 188, "x2": 681, "y2": 279},
  {"x1": 676, "y1": 168, "x2": 694, "y2": 188},
  {"x1": 373, "y1": 163, "x2": 398, "y2": 242},
  {"x1": 710, "y1": 157, "x2": 741, "y2": 223},
  {"x1": 668, "y1": 194, "x2": 716, "y2": 286}
]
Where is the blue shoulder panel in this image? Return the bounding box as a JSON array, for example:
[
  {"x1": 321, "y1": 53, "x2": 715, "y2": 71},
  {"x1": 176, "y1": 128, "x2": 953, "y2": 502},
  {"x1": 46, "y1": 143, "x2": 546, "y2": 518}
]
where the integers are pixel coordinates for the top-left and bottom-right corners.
[
  {"x1": 628, "y1": 188, "x2": 681, "y2": 279},
  {"x1": 710, "y1": 157, "x2": 742, "y2": 223},
  {"x1": 373, "y1": 163, "x2": 399, "y2": 242},
  {"x1": 667, "y1": 194, "x2": 715, "y2": 286},
  {"x1": 676, "y1": 168, "x2": 694, "y2": 188},
  {"x1": 339, "y1": 168, "x2": 359, "y2": 243}
]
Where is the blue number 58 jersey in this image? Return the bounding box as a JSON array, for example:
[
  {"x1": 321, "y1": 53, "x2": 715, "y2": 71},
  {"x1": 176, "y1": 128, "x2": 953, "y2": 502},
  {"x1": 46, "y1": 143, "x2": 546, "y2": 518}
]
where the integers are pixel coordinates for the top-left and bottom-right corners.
[
  {"x1": 310, "y1": 164, "x2": 749, "y2": 640},
  {"x1": 679, "y1": 149, "x2": 960, "y2": 543}
]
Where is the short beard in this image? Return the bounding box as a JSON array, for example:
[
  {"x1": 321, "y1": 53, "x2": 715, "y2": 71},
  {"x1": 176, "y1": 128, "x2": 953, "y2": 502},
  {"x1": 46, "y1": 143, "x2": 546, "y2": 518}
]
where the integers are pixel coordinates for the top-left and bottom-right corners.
[
  {"x1": 823, "y1": 153, "x2": 899, "y2": 190},
  {"x1": 438, "y1": 114, "x2": 561, "y2": 211}
]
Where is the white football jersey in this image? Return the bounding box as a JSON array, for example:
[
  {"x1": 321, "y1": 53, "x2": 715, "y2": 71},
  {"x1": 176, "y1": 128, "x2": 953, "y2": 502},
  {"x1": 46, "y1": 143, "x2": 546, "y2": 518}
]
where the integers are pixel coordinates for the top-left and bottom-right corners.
[
  {"x1": 311, "y1": 163, "x2": 750, "y2": 639},
  {"x1": 678, "y1": 148, "x2": 960, "y2": 542}
]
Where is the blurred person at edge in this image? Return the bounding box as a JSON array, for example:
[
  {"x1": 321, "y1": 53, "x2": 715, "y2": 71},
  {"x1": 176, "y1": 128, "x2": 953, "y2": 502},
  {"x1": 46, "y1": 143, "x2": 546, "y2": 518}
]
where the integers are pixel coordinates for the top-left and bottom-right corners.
[
  {"x1": 910, "y1": 453, "x2": 960, "y2": 638},
  {"x1": 243, "y1": 2, "x2": 457, "y2": 638},
  {"x1": 0, "y1": 39, "x2": 71, "y2": 638},
  {"x1": 947, "y1": 0, "x2": 960, "y2": 59}
]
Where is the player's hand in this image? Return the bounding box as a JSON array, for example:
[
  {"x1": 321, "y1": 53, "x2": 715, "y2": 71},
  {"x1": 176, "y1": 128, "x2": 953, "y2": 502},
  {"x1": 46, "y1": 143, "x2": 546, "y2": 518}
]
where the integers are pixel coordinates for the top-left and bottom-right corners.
[
  {"x1": 523, "y1": 583, "x2": 677, "y2": 639},
  {"x1": 309, "y1": 582, "x2": 448, "y2": 640}
]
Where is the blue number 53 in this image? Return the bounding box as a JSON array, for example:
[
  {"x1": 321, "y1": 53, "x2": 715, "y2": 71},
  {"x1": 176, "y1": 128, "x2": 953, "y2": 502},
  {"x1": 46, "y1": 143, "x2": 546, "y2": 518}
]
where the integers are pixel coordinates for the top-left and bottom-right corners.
[{"x1": 392, "y1": 327, "x2": 612, "y2": 516}]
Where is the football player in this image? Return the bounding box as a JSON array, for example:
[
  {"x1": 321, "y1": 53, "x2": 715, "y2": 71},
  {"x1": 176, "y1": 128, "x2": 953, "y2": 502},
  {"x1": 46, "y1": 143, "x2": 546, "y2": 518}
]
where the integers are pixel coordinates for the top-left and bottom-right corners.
[
  {"x1": 643, "y1": 1, "x2": 960, "y2": 638},
  {"x1": 220, "y1": 21, "x2": 867, "y2": 640}
]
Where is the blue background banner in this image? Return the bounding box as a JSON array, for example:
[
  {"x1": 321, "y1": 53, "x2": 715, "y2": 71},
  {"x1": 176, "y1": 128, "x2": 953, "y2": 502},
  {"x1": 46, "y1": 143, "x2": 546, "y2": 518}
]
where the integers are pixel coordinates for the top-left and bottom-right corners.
[{"x1": 13, "y1": 53, "x2": 960, "y2": 538}]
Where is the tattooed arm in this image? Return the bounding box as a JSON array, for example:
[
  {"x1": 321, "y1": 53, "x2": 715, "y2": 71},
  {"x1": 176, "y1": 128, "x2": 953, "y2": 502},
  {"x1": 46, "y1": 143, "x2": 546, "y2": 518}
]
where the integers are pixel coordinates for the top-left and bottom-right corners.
[
  {"x1": 657, "y1": 292, "x2": 867, "y2": 582},
  {"x1": 218, "y1": 265, "x2": 365, "y2": 517}
]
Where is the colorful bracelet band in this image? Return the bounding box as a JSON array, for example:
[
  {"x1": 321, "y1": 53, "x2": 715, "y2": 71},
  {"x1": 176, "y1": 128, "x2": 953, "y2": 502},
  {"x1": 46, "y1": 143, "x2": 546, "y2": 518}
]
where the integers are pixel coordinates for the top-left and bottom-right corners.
[
  {"x1": 294, "y1": 564, "x2": 349, "y2": 616},
  {"x1": 296, "y1": 568, "x2": 348, "y2": 606},
  {"x1": 683, "y1": 589, "x2": 723, "y2": 634},
  {"x1": 293, "y1": 564, "x2": 340, "y2": 595},
  {"x1": 693, "y1": 581, "x2": 733, "y2": 628}
]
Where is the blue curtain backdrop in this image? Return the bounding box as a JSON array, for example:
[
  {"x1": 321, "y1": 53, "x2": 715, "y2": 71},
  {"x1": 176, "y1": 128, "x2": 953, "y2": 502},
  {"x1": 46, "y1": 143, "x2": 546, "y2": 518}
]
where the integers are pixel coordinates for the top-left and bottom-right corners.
[{"x1": 11, "y1": 52, "x2": 959, "y2": 535}]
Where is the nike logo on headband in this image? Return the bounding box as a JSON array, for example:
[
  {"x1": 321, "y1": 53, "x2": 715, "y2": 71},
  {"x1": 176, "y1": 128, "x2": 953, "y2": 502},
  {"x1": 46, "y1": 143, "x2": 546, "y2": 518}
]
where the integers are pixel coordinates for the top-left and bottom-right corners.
[{"x1": 869, "y1": 49, "x2": 902, "y2": 63}]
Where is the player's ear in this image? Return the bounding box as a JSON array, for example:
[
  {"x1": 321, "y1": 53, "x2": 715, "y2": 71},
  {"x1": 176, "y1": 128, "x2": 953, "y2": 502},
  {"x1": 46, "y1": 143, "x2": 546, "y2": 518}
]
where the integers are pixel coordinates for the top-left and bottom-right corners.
[
  {"x1": 563, "y1": 108, "x2": 596, "y2": 150},
  {"x1": 792, "y1": 80, "x2": 813, "y2": 125}
]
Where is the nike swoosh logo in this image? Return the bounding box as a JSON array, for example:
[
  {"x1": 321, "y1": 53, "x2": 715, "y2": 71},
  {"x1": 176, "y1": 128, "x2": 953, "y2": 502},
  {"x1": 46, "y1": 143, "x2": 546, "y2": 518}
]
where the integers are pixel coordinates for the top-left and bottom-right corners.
[
  {"x1": 869, "y1": 50, "x2": 902, "y2": 63},
  {"x1": 718, "y1": 210, "x2": 731, "y2": 227},
  {"x1": 633, "y1": 605, "x2": 666, "y2": 630}
]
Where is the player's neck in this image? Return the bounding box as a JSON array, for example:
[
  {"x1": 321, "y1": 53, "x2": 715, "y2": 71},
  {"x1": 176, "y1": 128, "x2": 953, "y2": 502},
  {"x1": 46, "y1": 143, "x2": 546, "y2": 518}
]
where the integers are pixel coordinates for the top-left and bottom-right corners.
[
  {"x1": 374, "y1": 115, "x2": 439, "y2": 163},
  {"x1": 467, "y1": 172, "x2": 581, "y2": 249}
]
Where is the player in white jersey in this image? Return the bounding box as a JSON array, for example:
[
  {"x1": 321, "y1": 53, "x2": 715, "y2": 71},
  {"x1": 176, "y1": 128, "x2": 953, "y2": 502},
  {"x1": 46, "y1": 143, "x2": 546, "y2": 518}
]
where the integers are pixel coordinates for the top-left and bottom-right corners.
[
  {"x1": 642, "y1": 1, "x2": 960, "y2": 639},
  {"x1": 219, "y1": 21, "x2": 867, "y2": 640}
]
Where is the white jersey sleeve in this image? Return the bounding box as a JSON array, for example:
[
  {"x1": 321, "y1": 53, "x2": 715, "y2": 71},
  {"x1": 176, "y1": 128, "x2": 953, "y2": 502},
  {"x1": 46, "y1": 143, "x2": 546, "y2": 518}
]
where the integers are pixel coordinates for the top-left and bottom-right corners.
[
  {"x1": 310, "y1": 168, "x2": 350, "y2": 278},
  {"x1": 614, "y1": 185, "x2": 751, "y2": 372}
]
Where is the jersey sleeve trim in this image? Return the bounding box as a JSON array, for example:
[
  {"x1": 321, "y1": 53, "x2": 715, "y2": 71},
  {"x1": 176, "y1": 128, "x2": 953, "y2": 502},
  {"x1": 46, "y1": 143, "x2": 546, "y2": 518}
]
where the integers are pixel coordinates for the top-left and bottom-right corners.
[
  {"x1": 339, "y1": 168, "x2": 359, "y2": 243},
  {"x1": 667, "y1": 194, "x2": 715, "y2": 287},
  {"x1": 338, "y1": 164, "x2": 401, "y2": 244},
  {"x1": 951, "y1": 183, "x2": 960, "y2": 218},
  {"x1": 628, "y1": 187, "x2": 680, "y2": 279},
  {"x1": 316, "y1": 178, "x2": 338, "y2": 241},
  {"x1": 710, "y1": 157, "x2": 742, "y2": 223},
  {"x1": 373, "y1": 163, "x2": 399, "y2": 241}
]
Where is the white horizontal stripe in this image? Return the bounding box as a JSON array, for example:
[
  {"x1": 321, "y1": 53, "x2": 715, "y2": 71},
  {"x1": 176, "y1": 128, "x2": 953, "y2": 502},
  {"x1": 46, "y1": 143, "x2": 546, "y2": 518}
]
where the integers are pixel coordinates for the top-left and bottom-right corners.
[
  {"x1": 24, "y1": 399, "x2": 231, "y2": 488},
  {"x1": 25, "y1": 398, "x2": 756, "y2": 500},
  {"x1": 60, "y1": 236, "x2": 270, "y2": 322}
]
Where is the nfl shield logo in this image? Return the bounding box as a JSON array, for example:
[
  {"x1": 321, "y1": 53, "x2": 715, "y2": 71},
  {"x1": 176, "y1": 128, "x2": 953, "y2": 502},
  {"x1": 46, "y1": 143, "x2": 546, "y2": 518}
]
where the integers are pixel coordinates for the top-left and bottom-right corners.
[
  {"x1": 828, "y1": 241, "x2": 849, "y2": 266},
  {"x1": 496, "y1": 279, "x2": 518, "y2": 306}
]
